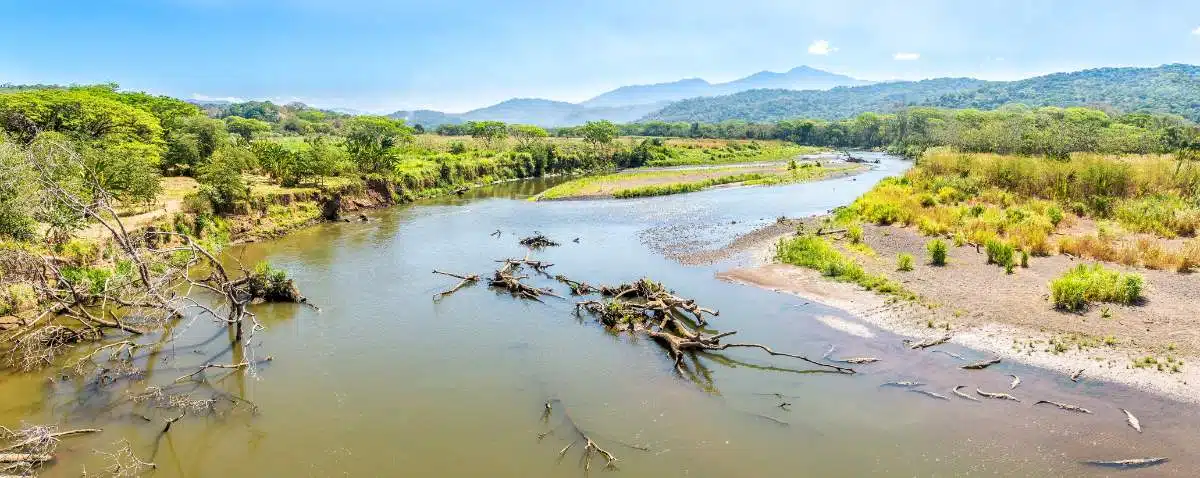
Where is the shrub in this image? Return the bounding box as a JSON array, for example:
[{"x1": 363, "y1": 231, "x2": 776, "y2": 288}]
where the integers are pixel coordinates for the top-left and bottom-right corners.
[
  {"x1": 846, "y1": 224, "x2": 864, "y2": 244},
  {"x1": 897, "y1": 253, "x2": 914, "y2": 272},
  {"x1": 247, "y1": 261, "x2": 298, "y2": 301},
  {"x1": 927, "y1": 239, "x2": 948, "y2": 266},
  {"x1": 1049, "y1": 263, "x2": 1144, "y2": 311},
  {"x1": 1020, "y1": 250, "x2": 1030, "y2": 268},
  {"x1": 985, "y1": 238, "x2": 1014, "y2": 267},
  {"x1": 1180, "y1": 239, "x2": 1200, "y2": 273},
  {"x1": 1046, "y1": 206, "x2": 1064, "y2": 227}
]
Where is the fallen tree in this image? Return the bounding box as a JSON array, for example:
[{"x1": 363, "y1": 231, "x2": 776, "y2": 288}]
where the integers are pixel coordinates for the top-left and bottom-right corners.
[{"x1": 576, "y1": 278, "x2": 854, "y2": 375}]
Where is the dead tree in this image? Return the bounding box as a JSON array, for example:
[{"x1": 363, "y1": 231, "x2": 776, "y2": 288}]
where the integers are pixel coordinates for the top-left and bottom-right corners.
[
  {"x1": 431, "y1": 270, "x2": 479, "y2": 299},
  {"x1": 488, "y1": 270, "x2": 562, "y2": 302},
  {"x1": 0, "y1": 138, "x2": 284, "y2": 474},
  {"x1": 575, "y1": 280, "x2": 854, "y2": 376},
  {"x1": 538, "y1": 399, "x2": 622, "y2": 471},
  {"x1": 555, "y1": 275, "x2": 598, "y2": 295}
]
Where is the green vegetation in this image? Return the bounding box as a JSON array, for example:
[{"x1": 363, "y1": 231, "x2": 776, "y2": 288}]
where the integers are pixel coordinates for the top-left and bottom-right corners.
[
  {"x1": 643, "y1": 64, "x2": 1200, "y2": 124},
  {"x1": 926, "y1": 239, "x2": 948, "y2": 266},
  {"x1": 1049, "y1": 264, "x2": 1144, "y2": 311},
  {"x1": 838, "y1": 148, "x2": 1200, "y2": 271},
  {"x1": 542, "y1": 162, "x2": 854, "y2": 200},
  {"x1": 985, "y1": 239, "x2": 1015, "y2": 269},
  {"x1": 897, "y1": 253, "x2": 914, "y2": 272},
  {"x1": 612, "y1": 173, "x2": 766, "y2": 198},
  {"x1": 775, "y1": 235, "x2": 915, "y2": 301}
]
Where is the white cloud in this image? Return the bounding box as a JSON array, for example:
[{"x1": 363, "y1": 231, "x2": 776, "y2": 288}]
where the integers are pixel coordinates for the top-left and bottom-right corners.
[
  {"x1": 1192, "y1": 26, "x2": 1200, "y2": 35},
  {"x1": 807, "y1": 40, "x2": 836, "y2": 55},
  {"x1": 893, "y1": 52, "x2": 920, "y2": 61},
  {"x1": 191, "y1": 93, "x2": 245, "y2": 103}
]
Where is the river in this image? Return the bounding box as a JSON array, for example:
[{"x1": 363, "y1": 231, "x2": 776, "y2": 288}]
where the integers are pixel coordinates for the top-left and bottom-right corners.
[{"x1": 5, "y1": 153, "x2": 1197, "y2": 476}]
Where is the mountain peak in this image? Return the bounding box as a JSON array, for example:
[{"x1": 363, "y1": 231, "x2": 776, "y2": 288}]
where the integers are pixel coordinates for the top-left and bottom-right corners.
[{"x1": 581, "y1": 66, "x2": 865, "y2": 108}]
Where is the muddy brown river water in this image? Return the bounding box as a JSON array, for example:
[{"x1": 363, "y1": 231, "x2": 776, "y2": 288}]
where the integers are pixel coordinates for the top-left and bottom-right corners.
[{"x1": 3, "y1": 154, "x2": 1196, "y2": 476}]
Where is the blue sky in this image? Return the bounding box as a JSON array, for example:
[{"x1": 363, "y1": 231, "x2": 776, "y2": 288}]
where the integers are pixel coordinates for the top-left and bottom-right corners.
[{"x1": 2, "y1": 0, "x2": 1198, "y2": 113}]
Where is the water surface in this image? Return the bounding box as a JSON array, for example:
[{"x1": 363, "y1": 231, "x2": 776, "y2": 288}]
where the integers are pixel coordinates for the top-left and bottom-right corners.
[{"x1": 8, "y1": 153, "x2": 1197, "y2": 476}]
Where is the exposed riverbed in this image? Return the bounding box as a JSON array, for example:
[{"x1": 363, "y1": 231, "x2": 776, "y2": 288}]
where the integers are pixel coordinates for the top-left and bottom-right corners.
[{"x1": 3, "y1": 154, "x2": 1196, "y2": 476}]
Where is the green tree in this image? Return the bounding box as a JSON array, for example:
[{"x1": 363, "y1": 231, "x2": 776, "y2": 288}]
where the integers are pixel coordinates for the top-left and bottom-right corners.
[
  {"x1": 251, "y1": 140, "x2": 297, "y2": 184},
  {"x1": 345, "y1": 116, "x2": 412, "y2": 173},
  {"x1": 467, "y1": 121, "x2": 509, "y2": 147},
  {"x1": 0, "y1": 141, "x2": 37, "y2": 240},
  {"x1": 225, "y1": 116, "x2": 272, "y2": 142},
  {"x1": 162, "y1": 115, "x2": 227, "y2": 175},
  {"x1": 510, "y1": 124, "x2": 548, "y2": 149},
  {"x1": 580, "y1": 120, "x2": 619, "y2": 155},
  {"x1": 197, "y1": 146, "x2": 253, "y2": 212}
]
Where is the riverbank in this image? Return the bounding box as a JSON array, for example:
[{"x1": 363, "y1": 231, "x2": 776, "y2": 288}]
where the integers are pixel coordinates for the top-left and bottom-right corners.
[{"x1": 710, "y1": 218, "x2": 1200, "y2": 403}]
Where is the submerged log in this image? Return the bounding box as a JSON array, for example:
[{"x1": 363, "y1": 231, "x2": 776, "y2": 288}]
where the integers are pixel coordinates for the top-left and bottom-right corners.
[{"x1": 432, "y1": 270, "x2": 480, "y2": 299}]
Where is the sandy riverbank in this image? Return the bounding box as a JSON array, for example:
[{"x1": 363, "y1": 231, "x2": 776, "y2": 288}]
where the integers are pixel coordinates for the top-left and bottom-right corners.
[{"x1": 705, "y1": 219, "x2": 1200, "y2": 404}]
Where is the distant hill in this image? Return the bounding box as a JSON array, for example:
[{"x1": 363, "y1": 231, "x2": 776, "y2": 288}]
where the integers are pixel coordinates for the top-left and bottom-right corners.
[
  {"x1": 643, "y1": 64, "x2": 1200, "y2": 123},
  {"x1": 390, "y1": 109, "x2": 464, "y2": 126},
  {"x1": 644, "y1": 78, "x2": 990, "y2": 122},
  {"x1": 390, "y1": 98, "x2": 665, "y2": 128},
  {"x1": 925, "y1": 64, "x2": 1200, "y2": 120},
  {"x1": 390, "y1": 65, "x2": 866, "y2": 127},
  {"x1": 580, "y1": 66, "x2": 868, "y2": 108}
]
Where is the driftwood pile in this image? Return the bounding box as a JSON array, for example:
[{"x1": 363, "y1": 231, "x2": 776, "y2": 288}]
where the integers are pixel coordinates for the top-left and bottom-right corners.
[{"x1": 432, "y1": 257, "x2": 854, "y2": 377}]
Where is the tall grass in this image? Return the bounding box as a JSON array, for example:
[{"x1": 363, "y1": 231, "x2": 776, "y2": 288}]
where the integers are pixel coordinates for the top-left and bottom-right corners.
[
  {"x1": 1049, "y1": 263, "x2": 1144, "y2": 311},
  {"x1": 845, "y1": 149, "x2": 1200, "y2": 271},
  {"x1": 775, "y1": 235, "x2": 915, "y2": 300}
]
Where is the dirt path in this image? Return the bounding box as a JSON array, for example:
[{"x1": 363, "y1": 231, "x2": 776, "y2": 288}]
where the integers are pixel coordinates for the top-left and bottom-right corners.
[
  {"x1": 81, "y1": 177, "x2": 198, "y2": 240},
  {"x1": 709, "y1": 220, "x2": 1200, "y2": 403}
]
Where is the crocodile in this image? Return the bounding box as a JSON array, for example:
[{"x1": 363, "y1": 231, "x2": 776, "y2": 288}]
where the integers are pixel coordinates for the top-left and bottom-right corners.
[
  {"x1": 880, "y1": 381, "x2": 924, "y2": 388},
  {"x1": 1121, "y1": 408, "x2": 1142, "y2": 432},
  {"x1": 976, "y1": 389, "x2": 1021, "y2": 402},
  {"x1": 1083, "y1": 457, "x2": 1167, "y2": 469},
  {"x1": 1035, "y1": 400, "x2": 1092, "y2": 414},
  {"x1": 909, "y1": 389, "x2": 950, "y2": 401},
  {"x1": 960, "y1": 357, "x2": 1002, "y2": 370},
  {"x1": 952, "y1": 385, "x2": 980, "y2": 402},
  {"x1": 905, "y1": 335, "x2": 951, "y2": 350}
]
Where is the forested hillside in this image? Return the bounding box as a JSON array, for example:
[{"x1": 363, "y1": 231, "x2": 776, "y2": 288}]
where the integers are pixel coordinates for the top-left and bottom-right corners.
[
  {"x1": 643, "y1": 64, "x2": 1200, "y2": 123},
  {"x1": 644, "y1": 78, "x2": 988, "y2": 122}
]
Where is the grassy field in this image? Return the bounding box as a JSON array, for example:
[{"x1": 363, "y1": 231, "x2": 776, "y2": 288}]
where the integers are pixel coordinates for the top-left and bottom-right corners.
[
  {"x1": 838, "y1": 148, "x2": 1200, "y2": 272},
  {"x1": 642, "y1": 139, "x2": 823, "y2": 167}
]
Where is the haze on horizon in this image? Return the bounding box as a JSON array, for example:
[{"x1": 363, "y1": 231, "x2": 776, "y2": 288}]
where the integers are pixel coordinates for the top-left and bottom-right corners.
[{"x1": 2, "y1": 0, "x2": 1198, "y2": 113}]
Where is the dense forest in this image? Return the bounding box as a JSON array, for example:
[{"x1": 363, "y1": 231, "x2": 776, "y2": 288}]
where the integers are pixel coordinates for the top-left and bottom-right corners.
[
  {"x1": 566, "y1": 106, "x2": 1200, "y2": 158},
  {"x1": 644, "y1": 64, "x2": 1200, "y2": 124}
]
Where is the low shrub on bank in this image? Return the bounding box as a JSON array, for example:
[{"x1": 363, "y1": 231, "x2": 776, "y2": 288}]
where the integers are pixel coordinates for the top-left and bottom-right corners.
[
  {"x1": 985, "y1": 239, "x2": 1015, "y2": 268},
  {"x1": 897, "y1": 253, "x2": 914, "y2": 271},
  {"x1": 776, "y1": 235, "x2": 915, "y2": 300},
  {"x1": 926, "y1": 239, "x2": 947, "y2": 266},
  {"x1": 1049, "y1": 263, "x2": 1144, "y2": 311}
]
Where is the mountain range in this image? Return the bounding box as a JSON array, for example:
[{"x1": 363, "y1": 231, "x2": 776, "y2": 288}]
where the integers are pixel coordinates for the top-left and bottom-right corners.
[
  {"x1": 389, "y1": 65, "x2": 868, "y2": 127},
  {"x1": 389, "y1": 63, "x2": 1200, "y2": 127},
  {"x1": 648, "y1": 64, "x2": 1200, "y2": 123}
]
